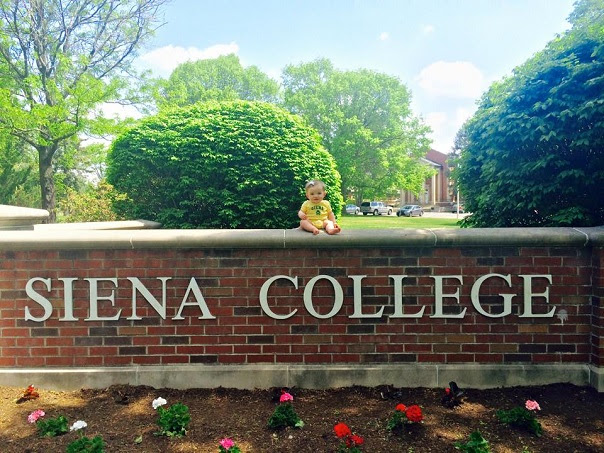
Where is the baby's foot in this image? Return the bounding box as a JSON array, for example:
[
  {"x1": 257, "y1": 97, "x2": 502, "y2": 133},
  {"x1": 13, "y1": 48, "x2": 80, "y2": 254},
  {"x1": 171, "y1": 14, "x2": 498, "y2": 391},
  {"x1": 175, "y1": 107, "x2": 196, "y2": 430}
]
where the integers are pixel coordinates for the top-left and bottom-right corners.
[
  {"x1": 327, "y1": 225, "x2": 341, "y2": 235},
  {"x1": 312, "y1": 228, "x2": 320, "y2": 235}
]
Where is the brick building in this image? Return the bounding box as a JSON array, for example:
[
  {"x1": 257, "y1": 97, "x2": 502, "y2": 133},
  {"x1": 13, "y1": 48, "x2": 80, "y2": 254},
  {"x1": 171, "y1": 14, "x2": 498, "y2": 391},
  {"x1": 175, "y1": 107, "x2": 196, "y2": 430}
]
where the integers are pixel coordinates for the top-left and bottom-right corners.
[{"x1": 399, "y1": 149, "x2": 455, "y2": 206}]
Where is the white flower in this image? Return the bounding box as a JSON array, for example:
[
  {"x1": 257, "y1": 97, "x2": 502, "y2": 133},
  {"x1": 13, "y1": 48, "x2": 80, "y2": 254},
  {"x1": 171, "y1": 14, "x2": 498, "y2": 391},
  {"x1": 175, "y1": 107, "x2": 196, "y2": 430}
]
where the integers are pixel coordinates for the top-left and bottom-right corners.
[
  {"x1": 152, "y1": 397, "x2": 167, "y2": 410},
  {"x1": 70, "y1": 420, "x2": 87, "y2": 431}
]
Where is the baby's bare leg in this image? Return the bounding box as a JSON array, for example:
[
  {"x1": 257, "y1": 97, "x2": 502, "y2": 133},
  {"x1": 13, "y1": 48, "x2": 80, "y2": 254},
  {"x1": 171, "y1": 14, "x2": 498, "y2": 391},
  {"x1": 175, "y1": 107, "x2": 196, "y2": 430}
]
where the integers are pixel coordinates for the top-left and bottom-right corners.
[
  {"x1": 300, "y1": 219, "x2": 320, "y2": 235},
  {"x1": 324, "y1": 220, "x2": 341, "y2": 235}
]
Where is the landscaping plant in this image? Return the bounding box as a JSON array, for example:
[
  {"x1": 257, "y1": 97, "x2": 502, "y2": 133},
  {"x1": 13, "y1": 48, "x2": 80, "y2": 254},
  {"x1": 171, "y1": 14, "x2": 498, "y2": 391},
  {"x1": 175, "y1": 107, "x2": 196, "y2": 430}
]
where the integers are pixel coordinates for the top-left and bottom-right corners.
[
  {"x1": 496, "y1": 400, "x2": 542, "y2": 436},
  {"x1": 35, "y1": 414, "x2": 69, "y2": 437},
  {"x1": 334, "y1": 422, "x2": 364, "y2": 452},
  {"x1": 218, "y1": 437, "x2": 242, "y2": 452},
  {"x1": 108, "y1": 101, "x2": 343, "y2": 229},
  {"x1": 386, "y1": 403, "x2": 424, "y2": 433},
  {"x1": 66, "y1": 435, "x2": 105, "y2": 453},
  {"x1": 267, "y1": 391, "x2": 304, "y2": 430},
  {"x1": 152, "y1": 397, "x2": 190, "y2": 437},
  {"x1": 454, "y1": 430, "x2": 491, "y2": 453}
]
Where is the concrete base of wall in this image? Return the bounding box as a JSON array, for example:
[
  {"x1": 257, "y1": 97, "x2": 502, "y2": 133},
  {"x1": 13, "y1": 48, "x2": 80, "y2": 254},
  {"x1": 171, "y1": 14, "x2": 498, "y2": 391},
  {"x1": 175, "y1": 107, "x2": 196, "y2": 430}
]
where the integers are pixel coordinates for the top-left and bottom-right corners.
[{"x1": 0, "y1": 364, "x2": 600, "y2": 391}]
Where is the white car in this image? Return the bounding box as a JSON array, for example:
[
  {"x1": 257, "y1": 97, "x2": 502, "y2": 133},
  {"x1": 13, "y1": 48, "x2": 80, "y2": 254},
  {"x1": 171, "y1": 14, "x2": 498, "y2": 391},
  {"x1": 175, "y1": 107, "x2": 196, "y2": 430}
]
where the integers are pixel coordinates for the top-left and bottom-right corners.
[
  {"x1": 360, "y1": 201, "x2": 392, "y2": 216},
  {"x1": 345, "y1": 204, "x2": 360, "y2": 215}
]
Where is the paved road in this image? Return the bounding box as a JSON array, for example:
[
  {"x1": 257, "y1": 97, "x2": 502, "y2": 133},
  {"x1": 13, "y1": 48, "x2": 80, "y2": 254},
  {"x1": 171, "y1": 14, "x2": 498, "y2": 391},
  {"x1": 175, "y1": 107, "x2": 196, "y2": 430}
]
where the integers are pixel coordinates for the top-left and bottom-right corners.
[
  {"x1": 422, "y1": 211, "x2": 469, "y2": 219},
  {"x1": 353, "y1": 211, "x2": 469, "y2": 219}
]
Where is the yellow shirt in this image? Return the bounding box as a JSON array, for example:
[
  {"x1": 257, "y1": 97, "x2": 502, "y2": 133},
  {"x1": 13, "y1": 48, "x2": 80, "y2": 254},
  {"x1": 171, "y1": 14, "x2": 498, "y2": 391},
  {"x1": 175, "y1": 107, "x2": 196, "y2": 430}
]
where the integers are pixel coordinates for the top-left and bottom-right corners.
[{"x1": 301, "y1": 200, "x2": 332, "y2": 228}]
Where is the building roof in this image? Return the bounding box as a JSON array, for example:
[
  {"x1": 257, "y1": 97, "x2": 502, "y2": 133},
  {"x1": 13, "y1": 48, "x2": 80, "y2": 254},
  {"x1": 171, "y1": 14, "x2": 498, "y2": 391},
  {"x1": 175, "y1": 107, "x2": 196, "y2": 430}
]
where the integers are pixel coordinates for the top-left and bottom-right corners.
[{"x1": 425, "y1": 149, "x2": 449, "y2": 166}]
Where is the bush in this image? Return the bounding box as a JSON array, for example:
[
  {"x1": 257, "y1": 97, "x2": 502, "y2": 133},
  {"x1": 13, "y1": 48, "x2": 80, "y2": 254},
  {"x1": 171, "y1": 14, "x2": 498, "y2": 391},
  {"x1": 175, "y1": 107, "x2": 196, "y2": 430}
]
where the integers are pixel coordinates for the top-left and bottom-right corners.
[
  {"x1": 36, "y1": 415, "x2": 69, "y2": 437},
  {"x1": 66, "y1": 435, "x2": 105, "y2": 453},
  {"x1": 496, "y1": 407, "x2": 542, "y2": 437},
  {"x1": 58, "y1": 180, "x2": 127, "y2": 222},
  {"x1": 155, "y1": 402, "x2": 190, "y2": 437},
  {"x1": 107, "y1": 101, "x2": 342, "y2": 228},
  {"x1": 455, "y1": 430, "x2": 490, "y2": 452},
  {"x1": 267, "y1": 403, "x2": 303, "y2": 430}
]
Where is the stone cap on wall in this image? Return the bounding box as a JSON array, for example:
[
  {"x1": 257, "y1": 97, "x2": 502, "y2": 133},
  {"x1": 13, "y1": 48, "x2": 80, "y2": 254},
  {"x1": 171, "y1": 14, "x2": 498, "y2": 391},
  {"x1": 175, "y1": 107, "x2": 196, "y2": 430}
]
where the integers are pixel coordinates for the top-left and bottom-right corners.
[
  {"x1": 0, "y1": 204, "x2": 49, "y2": 230},
  {"x1": 33, "y1": 219, "x2": 162, "y2": 231},
  {"x1": 0, "y1": 226, "x2": 603, "y2": 251}
]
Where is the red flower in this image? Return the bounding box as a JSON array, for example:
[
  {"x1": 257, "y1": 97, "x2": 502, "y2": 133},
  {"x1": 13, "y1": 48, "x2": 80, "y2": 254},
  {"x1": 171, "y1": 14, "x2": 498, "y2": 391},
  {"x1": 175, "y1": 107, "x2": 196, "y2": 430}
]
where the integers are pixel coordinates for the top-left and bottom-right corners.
[
  {"x1": 22, "y1": 385, "x2": 39, "y2": 400},
  {"x1": 350, "y1": 434, "x2": 364, "y2": 446},
  {"x1": 405, "y1": 404, "x2": 423, "y2": 423},
  {"x1": 334, "y1": 422, "x2": 351, "y2": 438},
  {"x1": 395, "y1": 403, "x2": 406, "y2": 412}
]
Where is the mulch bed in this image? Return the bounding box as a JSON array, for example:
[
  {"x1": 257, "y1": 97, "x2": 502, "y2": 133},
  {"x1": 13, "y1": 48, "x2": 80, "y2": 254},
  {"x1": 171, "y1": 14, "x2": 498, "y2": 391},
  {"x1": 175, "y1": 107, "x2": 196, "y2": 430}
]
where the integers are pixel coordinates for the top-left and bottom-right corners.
[{"x1": 1, "y1": 383, "x2": 602, "y2": 452}]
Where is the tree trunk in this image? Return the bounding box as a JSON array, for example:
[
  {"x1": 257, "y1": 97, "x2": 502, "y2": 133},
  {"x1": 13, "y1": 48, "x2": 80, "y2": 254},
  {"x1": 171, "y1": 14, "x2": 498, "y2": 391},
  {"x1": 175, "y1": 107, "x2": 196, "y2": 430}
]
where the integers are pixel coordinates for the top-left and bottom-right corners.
[{"x1": 38, "y1": 146, "x2": 57, "y2": 223}]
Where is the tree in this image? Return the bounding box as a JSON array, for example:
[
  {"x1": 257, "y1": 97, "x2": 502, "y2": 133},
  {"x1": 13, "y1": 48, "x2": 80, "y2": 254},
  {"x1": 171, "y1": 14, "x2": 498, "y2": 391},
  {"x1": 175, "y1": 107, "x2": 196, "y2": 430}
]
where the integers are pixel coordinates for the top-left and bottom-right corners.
[
  {"x1": 106, "y1": 101, "x2": 343, "y2": 229},
  {"x1": 0, "y1": 0, "x2": 169, "y2": 221},
  {"x1": 0, "y1": 131, "x2": 39, "y2": 205},
  {"x1": 153, "y1": 54, "x2": 280, "y2": 109},
  {"x1": 58, "y1": 180, "x2": 126, "y2": 222},
  {"x1": 282, "y1": 59, "x2": 433, "y2": 203},
  {"x1": 456, "y1": 0, "x2": 604, "y2": 227}
]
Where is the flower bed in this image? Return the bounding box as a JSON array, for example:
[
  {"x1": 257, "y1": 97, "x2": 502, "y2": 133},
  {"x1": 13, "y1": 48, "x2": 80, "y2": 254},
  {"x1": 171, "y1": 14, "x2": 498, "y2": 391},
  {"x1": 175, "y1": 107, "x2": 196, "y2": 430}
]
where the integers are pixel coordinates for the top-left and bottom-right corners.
[{"x1": 1, "y1": 383, "x2": 602, "y2": 452}]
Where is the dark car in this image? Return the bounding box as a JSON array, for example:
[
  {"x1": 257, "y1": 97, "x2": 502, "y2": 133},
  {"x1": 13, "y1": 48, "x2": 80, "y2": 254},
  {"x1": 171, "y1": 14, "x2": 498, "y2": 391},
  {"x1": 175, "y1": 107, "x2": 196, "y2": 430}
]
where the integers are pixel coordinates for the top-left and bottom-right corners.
[{"x1": 397, "y1": 204, "x2": 424, "y2": 217}]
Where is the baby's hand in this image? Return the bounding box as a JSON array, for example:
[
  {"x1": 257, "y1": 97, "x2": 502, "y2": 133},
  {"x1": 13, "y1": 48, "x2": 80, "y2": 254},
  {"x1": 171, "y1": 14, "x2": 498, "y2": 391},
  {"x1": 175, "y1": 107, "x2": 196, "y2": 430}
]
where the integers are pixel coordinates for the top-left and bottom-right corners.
[{"x1": 299, "y1": 212, "x2": 308, "y2": 220}]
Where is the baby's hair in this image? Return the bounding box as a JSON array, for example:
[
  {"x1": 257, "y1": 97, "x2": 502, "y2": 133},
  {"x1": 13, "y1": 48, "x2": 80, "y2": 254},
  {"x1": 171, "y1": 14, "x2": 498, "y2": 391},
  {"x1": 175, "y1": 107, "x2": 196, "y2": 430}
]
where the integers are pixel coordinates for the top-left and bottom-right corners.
[{"x1": 305, "y1": 180, "x2": 326, "y2": 190}]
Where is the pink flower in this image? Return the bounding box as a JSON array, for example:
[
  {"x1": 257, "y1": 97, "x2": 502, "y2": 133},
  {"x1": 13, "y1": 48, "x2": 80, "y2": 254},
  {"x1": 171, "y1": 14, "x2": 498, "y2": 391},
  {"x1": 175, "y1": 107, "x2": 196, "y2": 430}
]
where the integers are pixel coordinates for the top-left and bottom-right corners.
[
  {"x1": 525, "y1": 400, "x2": 541, "y2": 411},
  {"x1": 219, "y1": 438, "x2": 235, "y2": 449},
  {"x1": 27, "y1": 409, "x2": 45, "y2": 424},
  {"x1": 279, "y1": 392, "x2": 294, "y2": 403}
]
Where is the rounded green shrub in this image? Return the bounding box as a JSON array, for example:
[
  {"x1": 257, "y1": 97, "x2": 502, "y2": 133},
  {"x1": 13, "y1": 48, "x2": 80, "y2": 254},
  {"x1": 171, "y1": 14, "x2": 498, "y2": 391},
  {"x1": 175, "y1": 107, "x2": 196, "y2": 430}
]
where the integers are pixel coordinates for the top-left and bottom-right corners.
[{"x1": 107, "y1": 101, "x2": 342, "y2": 228}]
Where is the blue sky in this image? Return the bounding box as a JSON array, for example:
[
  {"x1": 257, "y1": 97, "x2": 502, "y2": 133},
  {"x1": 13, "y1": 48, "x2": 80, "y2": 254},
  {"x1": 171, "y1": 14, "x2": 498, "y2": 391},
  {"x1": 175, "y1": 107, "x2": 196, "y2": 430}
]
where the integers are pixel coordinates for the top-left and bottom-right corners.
[{"x1": 135, "y1": 0, "x2": 576, "y2": 153}]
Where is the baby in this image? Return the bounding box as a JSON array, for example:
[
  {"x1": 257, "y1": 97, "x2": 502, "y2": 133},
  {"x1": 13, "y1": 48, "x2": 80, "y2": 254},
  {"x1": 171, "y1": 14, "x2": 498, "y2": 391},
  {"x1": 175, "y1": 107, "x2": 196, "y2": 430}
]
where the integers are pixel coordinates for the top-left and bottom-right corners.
[{"x1": 298, "y1": 180, "x2": 341, "y2": 235}]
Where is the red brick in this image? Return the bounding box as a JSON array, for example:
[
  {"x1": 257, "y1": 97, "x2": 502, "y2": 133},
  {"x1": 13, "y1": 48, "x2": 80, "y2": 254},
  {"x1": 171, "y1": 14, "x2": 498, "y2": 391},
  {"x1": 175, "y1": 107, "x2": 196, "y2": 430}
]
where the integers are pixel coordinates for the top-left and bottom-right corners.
[
  {"x1": 219, "y1": 355, "x2": 246, "y2": 363},
  {"x1": 247, "y1": 355, "x2": 274, "y2": 363},
  {"x1": 161, "y1": 356, "x2": 188, "y2": 364},
  {"x1": 45, "y1": 356, "x2": 73, "y2": 366}
]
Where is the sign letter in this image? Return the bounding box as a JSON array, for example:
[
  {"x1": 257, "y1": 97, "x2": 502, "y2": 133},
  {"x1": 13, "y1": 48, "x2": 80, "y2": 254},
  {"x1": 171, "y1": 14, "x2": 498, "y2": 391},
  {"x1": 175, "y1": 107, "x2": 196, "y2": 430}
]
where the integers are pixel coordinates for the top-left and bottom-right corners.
[
  {"x1": 85, "y1": 278, "x2": 121, "y2": 321},
  {"x1": 431, "y1": 275, "x2": 466, "y2": 318},
  {"x1": 173, "y1": 277, "x2": 216, "y2": 320},
  {"x1": 349, "y1": 275, "x2": 384, "y2": 319},
  {"x1": 471, "y1": 273, "x2": 514, "y2": 318},
  {"x1": 389, "y1": 275, "x2": 424, "y2": 318},
  {"x1": 24, "y1": 277, "x2": 53, "y2": 322},
  {"x1": 259, "y1": 275, "x2": 298, "y2": 320},
  {"x1": 519, "y1": 274, "x2": 555, "y2": 318},
  {"x1": 304, "y1": 275, "x2": 343, "y2": 319}
]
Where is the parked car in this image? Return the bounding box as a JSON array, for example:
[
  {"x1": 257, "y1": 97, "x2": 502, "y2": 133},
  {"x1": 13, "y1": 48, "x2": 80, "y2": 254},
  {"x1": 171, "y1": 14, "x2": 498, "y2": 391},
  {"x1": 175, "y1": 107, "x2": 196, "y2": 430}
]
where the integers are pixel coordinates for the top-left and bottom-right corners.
[
  {"x1": 345, "y1": 204, "x2": 360, "y2": 215},
  {"x1": 397, "y1": 204, "x2": 424, "y2": 217},
  {"x1": 360, "y1": 201, "x2": 392, "y2": 216},
  {"x1": 451, "y1": 203, "x2": 465, "y2": 213}
]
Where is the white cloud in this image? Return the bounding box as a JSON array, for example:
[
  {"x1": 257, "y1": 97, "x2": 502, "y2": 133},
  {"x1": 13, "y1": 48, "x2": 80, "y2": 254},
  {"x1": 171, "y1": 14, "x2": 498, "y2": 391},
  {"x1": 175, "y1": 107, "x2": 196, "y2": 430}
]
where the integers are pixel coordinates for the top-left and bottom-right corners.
[
  {"x1": 136, "y1": 42, "x2": 240, "y2": 77},
  {"x1": 424, "y1": 111, "x2": 450, "y2": 152},
  {"x1": 425, "y1": 111, "x2": 447, "y2": 130},
  {"x1": 379, "y1": 32, "x2": 389, "y2": 41},
  {"x1": 416, "y1": 61, "x2": 485, "y2": 99},
  {"x1": 98, "y1": 102, "x2": 143, "y2": 120},
  {"x1": 422, "y1": 105, "x2": 478, "y2": 153},
  {"x1": 455, "y1": 106, "x2": 475, "y2": 126},
  {"x1": 421, "y1": 24, "x2": 435, "y2": 34}
]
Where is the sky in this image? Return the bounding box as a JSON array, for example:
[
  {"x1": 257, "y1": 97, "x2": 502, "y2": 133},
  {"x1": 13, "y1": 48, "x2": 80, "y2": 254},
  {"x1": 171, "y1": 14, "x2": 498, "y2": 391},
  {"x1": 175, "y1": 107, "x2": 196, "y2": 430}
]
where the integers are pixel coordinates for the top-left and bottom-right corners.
[{"x1": 134, "y1": 0, "x2": 577, "y2": 154}]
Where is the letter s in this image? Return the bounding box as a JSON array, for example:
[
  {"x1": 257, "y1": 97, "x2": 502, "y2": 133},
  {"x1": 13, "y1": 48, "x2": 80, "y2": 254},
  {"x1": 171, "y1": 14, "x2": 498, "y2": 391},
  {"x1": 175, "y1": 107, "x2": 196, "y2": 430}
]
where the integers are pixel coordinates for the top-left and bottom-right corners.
[{"x1": 25, "y1": 278, "x2": 53, "y2": 322}]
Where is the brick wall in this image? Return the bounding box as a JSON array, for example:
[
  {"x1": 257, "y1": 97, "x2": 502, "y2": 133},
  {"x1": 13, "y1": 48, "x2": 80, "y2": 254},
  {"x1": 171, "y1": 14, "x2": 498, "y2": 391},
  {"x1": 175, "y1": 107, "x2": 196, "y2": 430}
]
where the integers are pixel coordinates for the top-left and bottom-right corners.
[{"x1": 1, "y1": 233, "x2": 601, "y2": 372}]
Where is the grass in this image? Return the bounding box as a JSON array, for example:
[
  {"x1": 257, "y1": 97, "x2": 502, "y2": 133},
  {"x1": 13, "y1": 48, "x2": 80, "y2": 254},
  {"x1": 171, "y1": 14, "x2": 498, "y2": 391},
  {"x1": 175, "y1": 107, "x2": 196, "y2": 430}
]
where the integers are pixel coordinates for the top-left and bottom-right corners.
[{"x1": 338, "y1": 214, "x2": 462, "y2": 229}]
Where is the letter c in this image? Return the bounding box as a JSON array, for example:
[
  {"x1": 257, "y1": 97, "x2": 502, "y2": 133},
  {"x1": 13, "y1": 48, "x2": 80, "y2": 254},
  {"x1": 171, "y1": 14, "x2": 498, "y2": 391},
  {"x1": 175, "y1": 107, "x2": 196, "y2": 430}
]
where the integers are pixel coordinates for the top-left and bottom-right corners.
[{"x1": 259, "y1": 275, "x2": 298, "y2": 320}]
